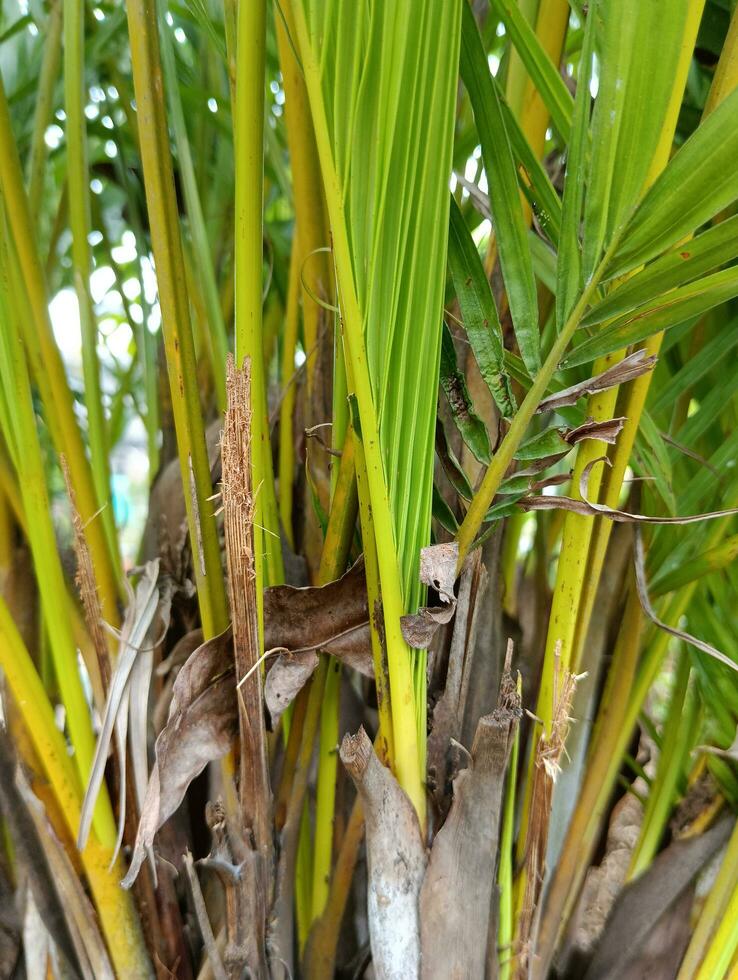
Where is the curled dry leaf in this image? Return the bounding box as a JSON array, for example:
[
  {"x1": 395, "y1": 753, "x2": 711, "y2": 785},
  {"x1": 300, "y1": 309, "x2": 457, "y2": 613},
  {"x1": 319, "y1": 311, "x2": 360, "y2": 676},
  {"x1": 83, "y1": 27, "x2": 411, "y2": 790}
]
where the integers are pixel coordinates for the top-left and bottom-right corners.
[
  {"x1": 521, "y1": 457, "x2": 738, "y2": 530},
  {"x1": 696, "y1": 730, "x2": 738, "y2": 763},
  {"x1": 122, "y1": 628, "x2": 236, "y2": 888},
  {"x1": 564, "y1": 416, "x2": 626, "y2": 446},
  {"x1": 634, "y1": 530, "x2": 738, "y2": 673},
  {"x1": 522, "y1": 455, "x2": 738, "y2": 672},
  {"x1": 401, "y1": 542, "x2": 460, "y2": 650},
  {"x1": 536, "y1": 349, "x2": 657, "y2": 413},
  {"x1": 340, "y1": 727, "x2": 427, "y2": 980},
  {"x1": 264, "y1": 650, "x2": 319, "y2": 726},
  {"x1": 263, "y1": 557, "x2": 374, "y2": 724},
  {"x1": 124, "y1": 560, "x2": 379, "y2": 884}
]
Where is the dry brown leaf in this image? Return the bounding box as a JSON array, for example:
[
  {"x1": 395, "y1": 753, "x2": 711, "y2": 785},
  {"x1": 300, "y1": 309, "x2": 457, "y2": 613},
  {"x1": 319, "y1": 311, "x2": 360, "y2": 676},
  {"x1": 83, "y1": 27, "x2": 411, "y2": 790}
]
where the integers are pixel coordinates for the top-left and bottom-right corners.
[
  {"x1": 401, "y1": 542, "x2": 459, "y2": 649},
  {"x1": 426, "y1": 549, "x2": 488, "y2": 812},
  {"x1": 123, "y1": 559, "x2": 378, "y2": 885},
  {"x1": 564, "y1": 416, "x2": 626, "y2": 446},
  {"x1": 78, "y1": 561, "x2": 164, "y2": 857},
  {"x1": 264, "y1": 651, "x2": 319, "y2": 726},
  {"x1": 121, "y1": 628, "x2": 236, "y2": 888},
  {"x1": 264, "y1": 558, "x2": 368, "y2": 653},
  {"x1": 536, "y1": 349, "x2": 657, "y2": 413},
  {"x1": 634, "y1": 529, "x2": 738, "y2": 673}
]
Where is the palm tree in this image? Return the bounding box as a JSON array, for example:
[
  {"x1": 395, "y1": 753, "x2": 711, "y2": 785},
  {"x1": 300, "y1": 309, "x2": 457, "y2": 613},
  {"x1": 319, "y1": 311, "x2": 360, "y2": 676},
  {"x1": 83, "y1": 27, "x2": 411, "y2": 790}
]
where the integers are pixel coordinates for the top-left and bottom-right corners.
[{"x1": 0, "y1": 0, "x2": 737, "y2": 976}]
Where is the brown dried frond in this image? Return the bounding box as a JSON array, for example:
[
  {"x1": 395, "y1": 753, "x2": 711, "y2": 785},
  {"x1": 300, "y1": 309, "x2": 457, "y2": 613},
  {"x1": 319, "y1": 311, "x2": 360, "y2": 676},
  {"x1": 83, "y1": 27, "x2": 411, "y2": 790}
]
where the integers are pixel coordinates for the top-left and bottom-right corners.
[
  {"x1": 220, "y1": 354, "x2": 272, "y2": 979},
  {"x1": 515, "y1": 642, "x2": 582, "y2": 978}
]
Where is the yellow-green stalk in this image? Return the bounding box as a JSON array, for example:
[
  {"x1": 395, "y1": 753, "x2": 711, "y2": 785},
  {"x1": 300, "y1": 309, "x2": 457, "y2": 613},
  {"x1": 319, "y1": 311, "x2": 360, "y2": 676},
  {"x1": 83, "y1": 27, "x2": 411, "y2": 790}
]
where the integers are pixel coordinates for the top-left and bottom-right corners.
[
  {"x1": 0, "y1": 597, "x2": 152, "y2": 977},
  {"x1": 290, "y1": 0, "x2": 422, "y2": 817},
  {"x1": 125, "y1": 0, "x2": 228, "y2": 638},
  {"x1": 0, "y1": 218, "x2": 114, "y2": 845},
  {"x1": 278, "y1": 239, "x2": 301, "y2": 549},
  {"x1": 26, "y1": 0, "x2": 63, "y2": 220},
  {"x1": 64, "y1": 0, "x2": 120, "y2": 575},
  {"x1": 234, "y1": 0, "x2": 283, "y2": 601},
  {"x1": 159, "y1": 7, "x2": 229, "y2": 410},
  {"x1": 0, "y1": 72, "x2": 121, "y2": 622}
]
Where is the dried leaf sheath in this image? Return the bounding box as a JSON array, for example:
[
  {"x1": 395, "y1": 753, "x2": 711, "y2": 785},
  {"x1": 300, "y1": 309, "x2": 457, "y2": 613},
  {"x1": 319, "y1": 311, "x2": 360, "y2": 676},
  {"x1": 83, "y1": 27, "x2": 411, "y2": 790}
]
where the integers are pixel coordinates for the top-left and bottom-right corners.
[
  {"x1": 515, "y1": 650, "x2": 580, "y2": 977},
  {"x1": 220, "y1": 354, "x2": 273, "y2": 974}
]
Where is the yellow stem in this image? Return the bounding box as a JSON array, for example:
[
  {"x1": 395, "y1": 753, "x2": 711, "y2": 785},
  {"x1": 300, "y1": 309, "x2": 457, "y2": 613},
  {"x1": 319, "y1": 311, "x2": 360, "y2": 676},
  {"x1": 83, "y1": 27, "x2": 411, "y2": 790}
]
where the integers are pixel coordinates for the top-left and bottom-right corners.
[{"x1": 0, "y1": 597, "x2": 152, "y2": 977}]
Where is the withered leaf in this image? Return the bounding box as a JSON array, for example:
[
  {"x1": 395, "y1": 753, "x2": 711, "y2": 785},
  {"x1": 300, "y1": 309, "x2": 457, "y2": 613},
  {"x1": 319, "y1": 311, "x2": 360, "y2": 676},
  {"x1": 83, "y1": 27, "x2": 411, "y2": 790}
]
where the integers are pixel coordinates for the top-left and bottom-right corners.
[
  {"x1": 419, "y1": 541, "x2": 458, "y2": 603},
  {"x1": 264, "y1": 651, "x2": 319, "y2": 726},
  {"x1": 401, "y1": 542, "x2": 460, "y2": 649},
  {"x1": 262, "y1": 558, "x2": 370, "y2": 660},
  {"x1": 421, "y1": 658, "x2": 521, "y2": 979},
  {"x1": 400, "y1": 541, "x2": 459, "y2": 650},
  {"x1": 696, "y1": 729, "x2": 738, "y2": 763},
  {"x1": 521, "y1": 458, "x2": 738, "y2": 530},
  {"x1": 124, "y1": 562, "x2": 378, "y2": 883},
  {"x1": 79, "y1": 561, "x2": 163, "y2": 857},
  {"x1": 122, "y1": 628, "x2": 236, "y2": 888},
  {"x1": 262, "y1": 558, "x2": 374, "y2": 721},
  {"x1": 565, "y1": 416, "x2": 626, "y2": 445},
  {"x1": 401, "y1": 603, "x2": 456, "y2": 649},
  {"x1": 634, "y1": 530, "x2": 738, "y2": 674},
  {"x1": 536, "y1": 349, "x2": 656, "y2": 413}
]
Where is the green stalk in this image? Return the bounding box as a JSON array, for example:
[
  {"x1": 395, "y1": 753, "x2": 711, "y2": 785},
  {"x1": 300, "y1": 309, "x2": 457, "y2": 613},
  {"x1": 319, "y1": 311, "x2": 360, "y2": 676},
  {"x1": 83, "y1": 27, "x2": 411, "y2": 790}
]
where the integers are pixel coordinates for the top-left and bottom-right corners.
[
  {"x1": 498, "y1": 675, "x2": 521, "y2": 980},
  {"x1": 278, "y1": 236, "x2": 301, "y2": 549},
  {"x1": 26, "y1": 0, "x2": 63, "y2": 220},
  {"x1": 64, "y1": 0, "x2": 120, "y2": 574},
  {"x1": 234, "y1": 0, "x2": 283, "y2": 600},
  {"x1": 0, "y1": 223, "x2": 115, "y2": 847},
  {"x1": 107, "y1": 124, "x2": 160, "y2": 479},
  {"x1": 0, "y1": 72, "x2": 121, "y2": 623},
  {"x1": 0, "y1": 596, "x2": 152, "y2": 977},
  {"x1": 125, "y1": 0, "x2": 228, "y2": 638},
  {"x1": 291, "y1": 0, "x2": 423, "y2": 816},
  {"x1": 311, "y1": 275, "x2": 351, "y2": 918},
  {"x1": 158, "y1": 7, "x2": 229, "y2": 410},
  {"x1": 628, "y1": 649, "x2": 697, "y2": 878},
  {"x1": 311, "y1": 432, "x2": 359, "y2": 918}
]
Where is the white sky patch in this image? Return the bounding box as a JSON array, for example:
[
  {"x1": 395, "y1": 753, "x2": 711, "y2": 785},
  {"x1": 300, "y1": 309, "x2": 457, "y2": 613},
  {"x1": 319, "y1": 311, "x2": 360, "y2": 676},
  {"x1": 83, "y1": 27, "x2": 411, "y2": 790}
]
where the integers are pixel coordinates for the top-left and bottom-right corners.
[
  {"x1": 45, "y1": 125, "x2": 63, "y2": 149},
  {"x1": 49, "y1": 289, "x2": 83, "y2": 368},
  {"x1": 590, "y1": 54, "x2": 600, "y2": 98},
  {"x1": 122, "y1": 277, "x2": 141, "y2": 300},
  {"x1": 90, "y1": 266, "x2": 116, "y2": 303},
  {"x1": 102, "y1": 320, "x2": 134, "y2": 363},
  {"x1": 472, "y1": 219, "x2": 492, "y2": 244},
  {"x1": 111, "y1": 230, "x2": 137, "y2": 265}
]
